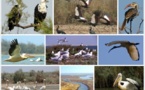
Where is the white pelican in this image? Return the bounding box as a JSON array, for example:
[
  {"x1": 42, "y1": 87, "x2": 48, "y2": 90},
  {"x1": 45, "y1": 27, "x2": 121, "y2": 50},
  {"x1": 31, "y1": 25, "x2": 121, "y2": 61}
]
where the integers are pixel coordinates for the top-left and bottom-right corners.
[
  {"x1": 74, "y1": 50, "x2": 84, "y2": 56},
  {"x1": 40, "y1": 79, "x2": 46, "y2": 90},
  {"x1": 82, "y1": 51, "x2": 93, "y2": 58},
  {"x1": 105, "y1": 40, "x2": 140, "y2": 60},
  {"x1": 5, "y1": 79, "x2": 15, "y2": 90},
  {"x1": 51, "y1": 54, "x2": 63, "y2": 61},
  {"x1": 113, "y1": 73, "x2": 140, "y2": 90},
  {"x1": 36, "y1": 57, "x2": 43, "y2": 62},
  {"x1": 5, "y1": 39, "x2": 35, "y2": 62}
]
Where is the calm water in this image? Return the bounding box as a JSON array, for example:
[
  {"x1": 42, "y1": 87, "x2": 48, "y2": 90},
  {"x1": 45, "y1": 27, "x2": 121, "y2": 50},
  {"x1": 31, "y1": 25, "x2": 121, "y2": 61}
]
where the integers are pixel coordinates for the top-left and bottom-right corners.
[
  {"x1": 73, "y1": 82, "x2": 88, "y2": 90},
  {"x1": 2, "y1": 55, "x2": 44, "y2": 65},
  {"x1": 80, "y1": 74, "x2": 93, "y2": 80}
]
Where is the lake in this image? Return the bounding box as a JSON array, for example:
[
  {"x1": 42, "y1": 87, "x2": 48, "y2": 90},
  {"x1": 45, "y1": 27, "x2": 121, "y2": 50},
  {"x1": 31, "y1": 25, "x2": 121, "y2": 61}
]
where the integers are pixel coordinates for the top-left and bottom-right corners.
[{"x1": 2, "y1": 55, "x2": 44, "y2": 65}]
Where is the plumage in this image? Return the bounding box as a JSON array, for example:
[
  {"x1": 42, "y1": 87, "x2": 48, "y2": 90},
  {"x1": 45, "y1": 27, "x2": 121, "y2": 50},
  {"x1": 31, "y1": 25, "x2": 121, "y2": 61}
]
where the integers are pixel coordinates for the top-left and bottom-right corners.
[
  {"x1": 5, "y1": 39, "x2": 35, "y2": 62},
  {"x1": 56, "y1": 26, "x2": 66, "y2": 34},
  {"x1": 8, "y1": 5, "x2": 22, "y2": 31},
  {"x1": 34, "y1": 0, "x2": 48, "y2": 31},
  {"x1": 79, "y1": 0, "x2": 92, "y2": 8},
  {"x1": 113, "y1": 73, "x2": 140, "y2": 90},
  {"x1": 89, "y1": 27, "x2": 96, "y2": 34},
  {"x1": 105, "y1": 40, "x2": 140, "y2": 60},
  {"x1": 74, "y1": 5, "x2": 87, "y2": 22},
  {"x1": 120, "y1": 2, "x2": 138, "y2": 30}
]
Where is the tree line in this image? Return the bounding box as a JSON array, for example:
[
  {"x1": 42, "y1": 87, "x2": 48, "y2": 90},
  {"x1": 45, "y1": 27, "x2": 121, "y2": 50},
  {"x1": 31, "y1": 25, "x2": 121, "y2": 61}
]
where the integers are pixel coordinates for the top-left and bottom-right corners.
[{"x1": 2, "y1": 39, "x2": 44, "y2": 54}]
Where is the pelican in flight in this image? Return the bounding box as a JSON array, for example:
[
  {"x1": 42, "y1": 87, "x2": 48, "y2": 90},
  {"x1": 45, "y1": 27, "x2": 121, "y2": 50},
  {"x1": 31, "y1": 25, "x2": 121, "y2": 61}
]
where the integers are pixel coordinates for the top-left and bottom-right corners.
[
  {"x1": 5, "y1": 39, "x2": 35, "y2": 62},
  {"x1": 105, "y1": 40, "x2": 140, "y2": 60},
  {"x1": 113, "y1": 73, "x2": 140, "y2": 90}
]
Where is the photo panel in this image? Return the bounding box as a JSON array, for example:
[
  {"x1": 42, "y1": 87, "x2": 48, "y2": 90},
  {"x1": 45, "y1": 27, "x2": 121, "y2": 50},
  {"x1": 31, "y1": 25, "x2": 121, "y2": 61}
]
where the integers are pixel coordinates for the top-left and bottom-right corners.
[
  {"x1": 61, "y1": 66, "x2": 94, "y2": 90},
  {"x1": 1, "y1": 35, "x2": 45, "y2": 65},
  {"x1": 46, "y1": 35, "x2": 97, "y2": 65},
  {"x1": 119, "y1": 0, "x2": 144, "y2": 34},
  {"x1": 95, "y1": 66, "x2": 143, "y2": 90},
  {"x1": 1, "y1": 66, "x2": 59, "y2": 90},
  {"x1": 2, "y1": 0, "x2": 53, "y2": 34},
  {"x1": 54, "y1": 0, "x2": 117, "y2": 34},
  {"x1": 99, "y1": 35, "x2": 143, "y2": 65}
]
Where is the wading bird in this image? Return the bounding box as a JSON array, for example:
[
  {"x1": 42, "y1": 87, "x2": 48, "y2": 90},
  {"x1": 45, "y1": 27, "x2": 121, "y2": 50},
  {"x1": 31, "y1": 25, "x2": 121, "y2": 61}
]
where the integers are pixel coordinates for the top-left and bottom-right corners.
[
  {"x1": 34, "y1": 0, "x2": 48, "y2": 31},
  {"x1": 105, "y1": 40, "x2": 140, "y2": 60},
  {"x1": 56, "y1": 26, "x2": 66, "y2": 34},
  {"x1": 113, "y1": 73, "x2": 140, "y2": 90},
  {"x1": 5, "y1": 39, "x2": 35, "y2": 62},
  {"x1": 7, "y1": 3, "x2": 22, "y2": 31},
  {"x1": 120, "y1": 2, "x2": 138, "y2": 33}
]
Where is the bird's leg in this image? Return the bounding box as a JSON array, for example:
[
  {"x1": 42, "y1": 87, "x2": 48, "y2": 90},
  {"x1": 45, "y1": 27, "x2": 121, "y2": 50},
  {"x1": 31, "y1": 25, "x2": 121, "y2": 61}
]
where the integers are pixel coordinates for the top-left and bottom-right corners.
[
  {"x1": 124, "y1": 28, "x2": 129, "y2": 34},
  {"x1": 108, "y1": 45, "x2": 122, "y2": 53},
  {"x1": 130, "y1": 20, "x2": 132, "y2": 34}
]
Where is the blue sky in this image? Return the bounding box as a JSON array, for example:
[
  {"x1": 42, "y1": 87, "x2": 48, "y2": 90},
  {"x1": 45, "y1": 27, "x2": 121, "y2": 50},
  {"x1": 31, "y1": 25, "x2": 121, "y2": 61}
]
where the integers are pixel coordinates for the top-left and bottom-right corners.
[
  {"x1": 2, "y1": 66, "x2": 59, "y2": 73},
  {"x1": 46, "y1": 35, "x2": 97, "y2": 46},
  {"x1": 99, "y1": 35, "x2": 143, "y2": 65},
  {"x1": 119, "y1": 0, "x2": 144, "y2": 34},
  {"x1": 2, "y1": 0, "x2": 53, "y2": 33},
  {"x1": 61, "y1": 66, "x2": 94, "y2": 74},
  {"x1": 2, "y1": 35, "x2": 44, "y2": 45}
]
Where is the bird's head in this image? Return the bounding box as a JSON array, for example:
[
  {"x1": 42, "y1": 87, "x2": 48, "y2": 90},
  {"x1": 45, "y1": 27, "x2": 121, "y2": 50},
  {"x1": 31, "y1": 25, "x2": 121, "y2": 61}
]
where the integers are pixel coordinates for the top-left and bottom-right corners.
[
  {"x1": 113, "y1": 73, "x2": 122, "y2": 87},
  {"x1": 124, "y1": 2, "x2": 138, "y2": 9}
]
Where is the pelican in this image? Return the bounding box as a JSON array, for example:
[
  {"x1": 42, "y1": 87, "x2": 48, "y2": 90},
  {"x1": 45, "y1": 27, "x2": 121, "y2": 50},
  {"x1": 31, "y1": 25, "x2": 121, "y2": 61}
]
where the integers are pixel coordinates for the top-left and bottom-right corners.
[
  {"x1": 35, "y1": 57, "x2": 43, "y2": 62},
  {"x1": 22, "y1": 79, "x2": 31, "y2": 90},
  {"x1": 40, "y1": 79, "x2": 46, "y2": 90},
  {"x1": 74, "y1": 50, "x2": 84, "y2": 56},
  {"x1": 113, "y1": 73, "x2": 140, "y2": 90},
  {"x1": 5, "y1": 79, "x2": 15, "y2": 90},
  {"x1": 105, "y1": 40, "x2": 140, "y2": 60},
  {"x1": 82, "y1": 51, "x2": 93, "y2": 58},
  {"x1": 5, "y1": 39, "x2": 35, "y2": 62},
  {"x1": 51, "y1": 54, "x2": 63, "y2": 61},
  {"x1": 120, "y1": 2, "x2": 138, "y2": 31}
]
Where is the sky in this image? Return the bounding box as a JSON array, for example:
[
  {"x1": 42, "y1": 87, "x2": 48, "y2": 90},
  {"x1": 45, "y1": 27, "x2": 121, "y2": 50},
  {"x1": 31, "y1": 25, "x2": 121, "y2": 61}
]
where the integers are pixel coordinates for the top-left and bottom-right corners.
[
  {"x1": 99, "y1": 35, "x2": 143, "y2": 65},
  {"x1": 61, "y1": 66, "x2": 94, "y2": 74},
  {"x1": 46, "y1": 35, "x2": 97, "y2": 46},
  {"x1": 2, "y1": 0, "x2": 53, "y2": 34},
  {"x1": 2, "y1": 35, "x2": 44, "y2": 45},
  {"x1": 2, "y1": 66, "x2": 59, "y2": 73},
  {"x1": 119, "y1": 0, "x2": 144, "y2": 34}
]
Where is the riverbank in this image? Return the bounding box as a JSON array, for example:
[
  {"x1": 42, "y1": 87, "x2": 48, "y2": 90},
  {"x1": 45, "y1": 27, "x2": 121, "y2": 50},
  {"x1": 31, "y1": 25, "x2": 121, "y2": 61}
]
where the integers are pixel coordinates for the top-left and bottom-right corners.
[{"x1": 61, "y1": 81, "x2": 80, "y2": 90}]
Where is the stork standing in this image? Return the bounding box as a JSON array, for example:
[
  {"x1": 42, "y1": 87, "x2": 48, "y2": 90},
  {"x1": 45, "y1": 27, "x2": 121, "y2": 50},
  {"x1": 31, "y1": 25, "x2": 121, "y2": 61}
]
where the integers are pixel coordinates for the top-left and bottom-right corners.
[
  {"x1": 105, "y1": 40, "x2": 140, "y2": 60},
  {"x1": 113, "y1": 73, "x2": 140, "y2": 90},
  {"x1": 5, "y1": 39, "x2": 35, "y2": 62},
  {"x1": 120, "y1": 2, "x2": 138, "y2": 33},
  {"x1": 7, "y1": 1, "x2": 22, "y2": 31},
  {"x1": 34, "y1": 0, "x2": 48, "y2": 31}
]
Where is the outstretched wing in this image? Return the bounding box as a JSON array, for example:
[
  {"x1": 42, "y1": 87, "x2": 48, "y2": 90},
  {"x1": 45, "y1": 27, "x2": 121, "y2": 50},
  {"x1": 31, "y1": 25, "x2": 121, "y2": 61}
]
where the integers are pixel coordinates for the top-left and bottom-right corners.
[
  {"x1": 105, "y1": 40, "x2": 129, "y2": 46},
  {"x1": 9, "y1": 39, "x2": 21, "y2": 56}
]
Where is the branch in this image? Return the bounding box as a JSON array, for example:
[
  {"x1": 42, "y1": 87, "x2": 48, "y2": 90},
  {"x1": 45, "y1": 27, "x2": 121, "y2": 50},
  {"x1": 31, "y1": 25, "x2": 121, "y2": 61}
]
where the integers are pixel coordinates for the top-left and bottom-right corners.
[
  {"x1": 137, "y1": 19, "x2": 144, "y2": 34},
  {"x1": 15, "y1": 23, "x2": 37, "y2": 29}
]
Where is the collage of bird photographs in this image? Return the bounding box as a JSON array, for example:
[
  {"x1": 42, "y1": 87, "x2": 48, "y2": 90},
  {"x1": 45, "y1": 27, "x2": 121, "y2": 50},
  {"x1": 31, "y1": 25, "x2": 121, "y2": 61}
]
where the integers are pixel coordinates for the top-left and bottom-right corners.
[{"x1": 0, "y1": 0, "x2": 144, "y2": 90}]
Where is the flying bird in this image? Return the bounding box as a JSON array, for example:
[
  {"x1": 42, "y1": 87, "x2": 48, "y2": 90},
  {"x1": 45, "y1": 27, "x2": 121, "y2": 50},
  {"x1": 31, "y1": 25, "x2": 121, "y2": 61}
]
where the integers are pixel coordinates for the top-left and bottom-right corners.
[
  {"x1": 105, "y1": 40, "x2": 140, "y2": 60},
  {"x1": 34, "y1": 0, "x2": 48, "y2": 31},
  {"x1": 58, "y1": 37, "x2": 68, "y2": 44},
  {"x1": 113, "y1": 73, "x2": 140, "y2": 90},
  {"x1": 120, "y1": 2, "x2": 138, "y2": 31},
  {"x1": 74, "y1": 5, "x2": 87, "y2": 22},
  {"x1": 7, "y1": 4, "x2": 22, "y2": 31},
  {"x1": 5, "y1": 39, "x2": 35, "y2": 62}
]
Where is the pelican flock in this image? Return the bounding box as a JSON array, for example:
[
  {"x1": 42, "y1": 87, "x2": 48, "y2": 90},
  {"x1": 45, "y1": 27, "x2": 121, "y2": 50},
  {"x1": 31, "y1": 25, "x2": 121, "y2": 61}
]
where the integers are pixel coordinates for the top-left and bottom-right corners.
[
  {"x1": 105, "y1": 40, "x2": 140, "y2": 60},
  {"x1": 113, "y1": 73, "x2": 140, "y2": 90},
  {"x1": 5, "y1": 39, "x2": 35, "y2": 62}
]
